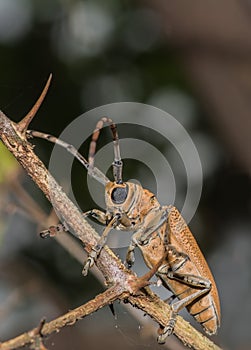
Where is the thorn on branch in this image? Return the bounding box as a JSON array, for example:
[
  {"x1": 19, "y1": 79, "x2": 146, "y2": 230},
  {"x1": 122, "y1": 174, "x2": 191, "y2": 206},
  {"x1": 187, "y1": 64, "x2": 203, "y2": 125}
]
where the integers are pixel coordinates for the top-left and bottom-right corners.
[
  {"x1": 128, "y1": 253, "x2": 167, "y2": 294},
  {"x1": 29, "y1": 318, "x2": 47, "y2": 350},
  {"x1": 16, "y1": 74, "x2": 52, "y2": 137},
  {"x1": 37, "y1": 318, "x2": 46, "y2": 337}
]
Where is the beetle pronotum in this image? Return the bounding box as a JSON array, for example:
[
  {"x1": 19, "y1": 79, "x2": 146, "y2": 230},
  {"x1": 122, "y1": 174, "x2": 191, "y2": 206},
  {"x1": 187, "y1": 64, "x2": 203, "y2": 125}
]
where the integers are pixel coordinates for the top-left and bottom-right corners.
[{"x1": 25, "y1": 78, "x2": 220, "y2": 344}]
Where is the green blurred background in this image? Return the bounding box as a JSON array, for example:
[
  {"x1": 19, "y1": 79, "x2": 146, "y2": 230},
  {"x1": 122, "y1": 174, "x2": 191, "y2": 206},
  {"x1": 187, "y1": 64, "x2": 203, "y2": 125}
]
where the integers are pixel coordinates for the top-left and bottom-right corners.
[{"x1": 1, "y1": 1, "x2": 251, "y2": 349}]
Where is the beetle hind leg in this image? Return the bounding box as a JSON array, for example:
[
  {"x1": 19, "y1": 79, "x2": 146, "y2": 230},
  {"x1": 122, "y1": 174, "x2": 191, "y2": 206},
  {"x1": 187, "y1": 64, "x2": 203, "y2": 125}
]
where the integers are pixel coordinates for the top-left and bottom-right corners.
[
  {"x1": 156, "y1": 253, "x2": 212, "y2": 343},
  {"x1": 156, "y1": 272, "x2": 211, "y2": 343},
  {"x1": 157, "y1": 286, "x2": 211, "y2": 344},
  {"x1": 157, "y1": 309, "x2": 177, "y2": 344}
]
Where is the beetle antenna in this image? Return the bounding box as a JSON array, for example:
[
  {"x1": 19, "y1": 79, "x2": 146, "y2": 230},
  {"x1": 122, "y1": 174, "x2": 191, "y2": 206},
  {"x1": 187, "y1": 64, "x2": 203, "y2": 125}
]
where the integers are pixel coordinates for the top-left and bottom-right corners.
[
  {"x1": 88, "y1": 117, "x2": 123, "y2": 183},
  {"x1": 27, "y1": 130, "x2": 109, "y2": 186}
]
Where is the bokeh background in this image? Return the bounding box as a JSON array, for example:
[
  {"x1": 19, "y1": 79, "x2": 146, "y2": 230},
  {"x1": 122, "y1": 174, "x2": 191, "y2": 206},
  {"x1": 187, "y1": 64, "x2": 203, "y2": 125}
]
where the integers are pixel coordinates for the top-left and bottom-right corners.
[{"x1": 1, "y1": 1, "x2": 251, "y2": 349}]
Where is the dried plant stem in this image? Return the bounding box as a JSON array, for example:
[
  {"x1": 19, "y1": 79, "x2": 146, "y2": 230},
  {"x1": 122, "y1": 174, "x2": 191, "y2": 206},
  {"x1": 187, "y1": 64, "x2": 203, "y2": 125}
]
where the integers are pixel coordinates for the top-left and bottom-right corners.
[
  {"x1": 0, "y1": 285, "x2": 125, "y2": 350},
  {"x1": 0, "y1": 108, "x2": 222, "y2": 350}
]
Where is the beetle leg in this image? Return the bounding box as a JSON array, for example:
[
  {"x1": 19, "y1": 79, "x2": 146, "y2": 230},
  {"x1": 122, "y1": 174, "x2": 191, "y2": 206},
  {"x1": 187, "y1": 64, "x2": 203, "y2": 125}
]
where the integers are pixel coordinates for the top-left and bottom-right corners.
[
  {"x1": 157, "y1": 268, "x2": 211, "y2": 343},
  {"x1": 126, "y1": 207, "x2": 169, "y2": 268},
  {"x1": 158, "y1": 246, "x2": 189, "y2": 274},
  {"x1": 157, "y1": 309, "x2": 177, "y2": 344},
  {"x1": 83, "y1": 209, "x2": 107, "y2": 225},
  {"x1": 164, "y1": 294, "x2": 176, "y2": 304},
  {"x1": 158, "y1": 285, "x2": 211, "y2": 343},
  {"x1": 82, "y1": 215, "x2": 119, "y2": 276},
  {"x1": 137, "y1": 207, "x2": 170, "y2": 245},
  {"x1": 39, "y1": 209, "x2": 107, "y2": 238},
  {"x1": 159, "y1": 245, "x2": 212, "y2": 289},
  {"x1": 126, "y1": 237, "x2": 137, "y2": 268},
  {"x1": 167, "y1": 270, "x2": 212, "y2": 290},
  {"x1": 157, "y1": 244, "x2": 212, "y2": 342},
  {"x1": 126, "y1": 207, "x2": 169, "y2": 267},
  {"x1": 40, "y1": 222, "x2": 69, "y2": 238}
]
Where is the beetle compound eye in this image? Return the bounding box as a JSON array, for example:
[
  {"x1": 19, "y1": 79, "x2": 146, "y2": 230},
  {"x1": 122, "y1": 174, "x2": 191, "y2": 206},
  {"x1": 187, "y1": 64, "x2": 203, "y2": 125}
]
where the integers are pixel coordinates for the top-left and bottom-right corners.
[{"x1": 111, "y1": 186, "x2": 128, "y2": 204}]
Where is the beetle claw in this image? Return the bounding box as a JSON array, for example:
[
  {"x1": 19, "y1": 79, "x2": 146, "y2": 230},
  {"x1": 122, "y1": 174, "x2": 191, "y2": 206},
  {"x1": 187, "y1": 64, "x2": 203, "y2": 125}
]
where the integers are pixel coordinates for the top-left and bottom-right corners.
[
  {"x1": 125, "y1": 251, "x2": 133, "y2": 268},
  {"x1": 157, "y1": 310, "x2": 177, "y2": 344},
  {"x1": 82, "y1": 257, "x2": 94, "y2": 276}
]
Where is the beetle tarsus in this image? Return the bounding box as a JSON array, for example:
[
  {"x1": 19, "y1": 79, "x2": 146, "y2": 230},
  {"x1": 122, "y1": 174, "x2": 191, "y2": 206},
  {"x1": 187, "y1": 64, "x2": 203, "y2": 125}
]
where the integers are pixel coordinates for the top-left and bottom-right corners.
[
  {"x1": 40, "y1": 223, "x2": 67, "y2": 238},
  {"x1": 40, "y1": 229, "x2": 51, "y2": 239},
  {"x1": 157, "y1": 310, "x2": 177, "y2": 344},
  {"x1": 82, "y1": 256, "x2": 94, "y2": 276},
  {"x1": 126, "y1": 253, "x2": 135, "y2": 269}
]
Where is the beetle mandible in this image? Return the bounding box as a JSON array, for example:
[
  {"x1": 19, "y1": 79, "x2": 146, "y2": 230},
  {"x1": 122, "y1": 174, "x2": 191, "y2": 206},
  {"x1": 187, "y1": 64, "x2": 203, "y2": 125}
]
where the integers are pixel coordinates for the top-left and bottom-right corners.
[{"x1": 29, "y1": 115, "x2": 220, "y2": 343}]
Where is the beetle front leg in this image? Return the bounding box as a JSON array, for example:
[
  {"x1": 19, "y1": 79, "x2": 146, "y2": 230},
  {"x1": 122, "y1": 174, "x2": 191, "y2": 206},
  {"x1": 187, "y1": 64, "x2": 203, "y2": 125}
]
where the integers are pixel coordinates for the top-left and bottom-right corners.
[
  {"x1": 126, "y1": 229, "x2": 146, "y2": 268},
  {"x1": 137, "y1": 207, "x2": 170, "y2": 245},
  {"x1": 83, "y1": 209, "x2": 107, "y2": 225},
  {"x1": 40, "y1": 209, "x2": 107, "y2": 239},
  {"x1": 82, "y1": 215, "x2": 119, "y2": 276},
  {"x1": 126, "y1": 238, "x2": 137, "y2": 268},
  {"x1": 40, "y1": 222, "x2": 69, "y2": 238},
  {"x1": 126, "y1": 207, "x2": 169, "y2": 267}
]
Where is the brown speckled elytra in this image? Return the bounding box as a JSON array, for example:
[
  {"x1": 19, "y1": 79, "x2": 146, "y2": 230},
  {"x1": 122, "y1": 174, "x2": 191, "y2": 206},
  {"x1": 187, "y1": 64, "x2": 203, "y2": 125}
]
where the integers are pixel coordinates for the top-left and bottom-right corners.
[{"x1": 27, "y1": 79, "x2": 220, "y2": 344}]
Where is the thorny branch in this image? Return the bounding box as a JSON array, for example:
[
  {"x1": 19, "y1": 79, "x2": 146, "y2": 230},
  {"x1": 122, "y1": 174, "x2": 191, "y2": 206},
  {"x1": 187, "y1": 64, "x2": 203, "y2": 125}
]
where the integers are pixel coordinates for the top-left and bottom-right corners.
[{"x1": 0, "y1": 78, "x2": 222, "y2": 350}]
